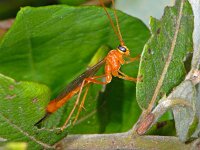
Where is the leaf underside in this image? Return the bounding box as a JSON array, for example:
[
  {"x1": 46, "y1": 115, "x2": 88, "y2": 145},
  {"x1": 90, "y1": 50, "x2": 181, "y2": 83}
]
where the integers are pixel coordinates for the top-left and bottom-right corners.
[{"x1": 169, "y1": 80, "x2": 197, "y2": 142}]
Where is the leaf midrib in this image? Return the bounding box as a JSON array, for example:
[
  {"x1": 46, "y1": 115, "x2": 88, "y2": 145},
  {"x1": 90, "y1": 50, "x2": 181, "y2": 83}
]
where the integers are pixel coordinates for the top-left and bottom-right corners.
[{"x1": 0, "y1": 113, "x2": 53, "y2": 149}]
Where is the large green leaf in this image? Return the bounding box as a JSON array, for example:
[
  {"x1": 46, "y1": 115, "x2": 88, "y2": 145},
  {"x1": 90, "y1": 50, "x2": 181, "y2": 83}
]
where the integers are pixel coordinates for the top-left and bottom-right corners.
[
  {"x1": 136, "y1": 0, "x2": 193, "y2": 109},
  {"x1": 58, "y1": 0, "x2": 88, "y2": 5},
  {"x1": 0, "y1": 5, "x2": 149, "y2": 94},
  {"x1": 0, "y1": 74, "x2": 68, "y2": 149},
  {"x1": 0, "y1": 4, "x2": 150, "y2": 147}
]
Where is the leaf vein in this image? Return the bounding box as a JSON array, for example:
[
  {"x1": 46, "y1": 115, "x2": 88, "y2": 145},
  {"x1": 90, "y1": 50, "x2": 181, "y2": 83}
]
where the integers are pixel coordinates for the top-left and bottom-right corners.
[
  {"x1": 22, "y1": 11, "x2": 36, "y2": 77},
  {"x1": 0, "y1": 113, "x2": 53, "y2": 149}
]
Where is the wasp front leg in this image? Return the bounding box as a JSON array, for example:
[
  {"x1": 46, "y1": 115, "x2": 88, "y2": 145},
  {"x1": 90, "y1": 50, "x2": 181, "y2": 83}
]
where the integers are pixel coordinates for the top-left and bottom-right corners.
[{"x1": 124, "y1": 54, "x2": 140, "y2": 64}]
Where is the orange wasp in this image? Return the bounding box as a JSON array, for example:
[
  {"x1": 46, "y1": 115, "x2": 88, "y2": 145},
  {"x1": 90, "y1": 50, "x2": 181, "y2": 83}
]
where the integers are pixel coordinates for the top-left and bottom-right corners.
[{"x1": 35, "y1": 0, "x2": 140, "y2": 131}]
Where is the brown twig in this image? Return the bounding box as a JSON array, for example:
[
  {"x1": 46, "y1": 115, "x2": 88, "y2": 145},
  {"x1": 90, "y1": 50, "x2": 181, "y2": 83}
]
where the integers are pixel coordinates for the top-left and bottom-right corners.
[{"x1": 55, "y1": 132, "x2": 192, "y2": 150}]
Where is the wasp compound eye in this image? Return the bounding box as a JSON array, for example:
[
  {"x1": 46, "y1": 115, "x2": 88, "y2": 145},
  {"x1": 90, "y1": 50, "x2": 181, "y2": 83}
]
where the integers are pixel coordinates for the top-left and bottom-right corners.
[{"x1": 118, "y1": 45, "x2": 126, "y2": 52}]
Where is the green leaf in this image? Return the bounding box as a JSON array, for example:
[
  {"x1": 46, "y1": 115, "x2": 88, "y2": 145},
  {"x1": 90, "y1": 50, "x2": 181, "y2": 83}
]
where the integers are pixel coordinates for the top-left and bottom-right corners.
[
  {"x1": 136, "y1": 0, "x2": 193, "y2": 109},
  {"x1": 0, "y1": 74, "x2": 68, "y2": 149},
  {"x1": 0, "y1": 5, "x2": 149, "y2": 94},
  {"x1": 58, "y1": 0, "x2": 89, "y2": 5},
  {"x1": 0, "y1": 4, "x2": 150, "y2": 145}
]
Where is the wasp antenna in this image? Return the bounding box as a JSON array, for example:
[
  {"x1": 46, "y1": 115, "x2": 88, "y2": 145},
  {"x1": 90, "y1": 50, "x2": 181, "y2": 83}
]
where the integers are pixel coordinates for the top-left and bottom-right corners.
[
  {"x1": 111, "y1": 0, "x2": 124, "y2": 46},
  {"x1": 99, "y1": 0, "x2": 124, "y2": 45}
]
